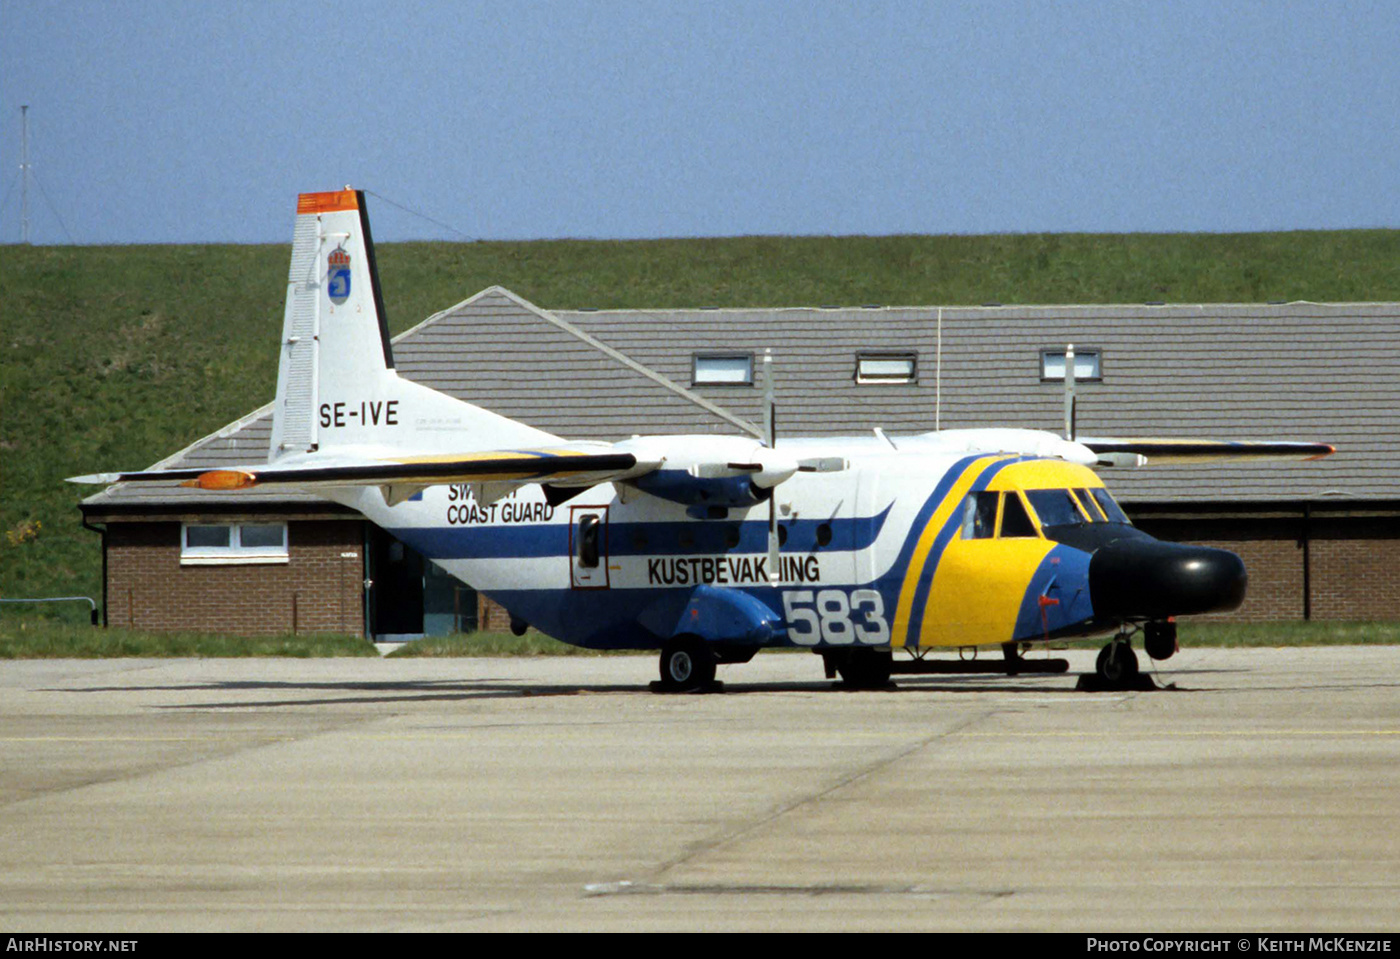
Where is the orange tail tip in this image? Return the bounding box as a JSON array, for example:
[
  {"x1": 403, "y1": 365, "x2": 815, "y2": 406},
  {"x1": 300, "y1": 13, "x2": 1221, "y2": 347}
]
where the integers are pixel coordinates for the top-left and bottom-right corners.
[
  {"x1": 181, "y1": 470, "x2": 258, "y2": 491},
  {"x1": 296, "y1": 189, "x2": 359, "y2": 214}
]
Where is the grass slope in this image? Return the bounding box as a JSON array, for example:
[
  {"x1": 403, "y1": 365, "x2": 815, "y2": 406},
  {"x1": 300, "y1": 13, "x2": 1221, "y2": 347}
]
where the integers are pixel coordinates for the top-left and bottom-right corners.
[
  {"x1": 0, "y1": 620, "x2": 376, "y2": 658},
  {"x1": 4, "y1": 230, "x2": 1400, "y2": 617}
]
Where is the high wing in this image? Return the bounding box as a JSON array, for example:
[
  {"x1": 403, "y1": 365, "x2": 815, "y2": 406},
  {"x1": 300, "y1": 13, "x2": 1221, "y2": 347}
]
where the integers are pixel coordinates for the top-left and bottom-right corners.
[
  {"x1": 1079, "y1": 437, "x2": 1336, "y2": 467},
  {"x1": 68, "y1": 445, "x2": 661, "y2": 504}
]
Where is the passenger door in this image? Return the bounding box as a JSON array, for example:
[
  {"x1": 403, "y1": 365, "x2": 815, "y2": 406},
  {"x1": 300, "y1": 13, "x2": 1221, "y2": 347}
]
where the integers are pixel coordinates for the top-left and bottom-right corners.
[{"x1": 569, "y1": 505, "x2": 610, "y2": 590}]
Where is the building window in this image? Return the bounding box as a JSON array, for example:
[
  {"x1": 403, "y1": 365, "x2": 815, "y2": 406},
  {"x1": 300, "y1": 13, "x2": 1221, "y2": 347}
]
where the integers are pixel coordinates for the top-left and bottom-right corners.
[
  {"x1": 1040, "y1": 348, "x2": 1102, "y2": 382},
  {"x1": 856, "y1": 352, "x2": 917, "y2": 384},
  {"x1": 693, "y1": 353, "x2": 753, "y2": 386},
  {"x1": 181, "y1": 522, "x2": 289, "y2": 565}
]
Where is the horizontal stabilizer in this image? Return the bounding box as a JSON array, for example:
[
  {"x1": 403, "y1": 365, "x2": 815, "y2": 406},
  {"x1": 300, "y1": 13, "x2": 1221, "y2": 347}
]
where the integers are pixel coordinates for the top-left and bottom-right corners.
[{"x1": 1081, "y1": 438, "x2": 1335, "y2": 466}]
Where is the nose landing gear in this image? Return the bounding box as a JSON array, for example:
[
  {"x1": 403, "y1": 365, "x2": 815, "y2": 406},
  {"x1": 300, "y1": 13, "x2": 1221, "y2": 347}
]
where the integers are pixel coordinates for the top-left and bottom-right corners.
[
  {"x1": 1079, "y1": 627, "x2": 1158, "y2": 691},
  {"x1": 1095, "y1": 638, "x2": 1139, "y2": 685}
]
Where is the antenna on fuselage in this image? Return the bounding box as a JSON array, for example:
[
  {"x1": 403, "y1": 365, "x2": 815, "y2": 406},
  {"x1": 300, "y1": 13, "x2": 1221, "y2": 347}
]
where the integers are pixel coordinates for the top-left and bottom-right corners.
[{"x1": 1063, "y1": 342, "x2": 1077, "y2": 441}]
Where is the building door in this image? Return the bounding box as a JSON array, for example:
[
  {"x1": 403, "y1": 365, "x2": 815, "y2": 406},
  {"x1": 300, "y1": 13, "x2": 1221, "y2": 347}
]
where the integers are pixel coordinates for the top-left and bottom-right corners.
[{"x1": 366, "y1": 527, "x2": 425, "y2": 640}]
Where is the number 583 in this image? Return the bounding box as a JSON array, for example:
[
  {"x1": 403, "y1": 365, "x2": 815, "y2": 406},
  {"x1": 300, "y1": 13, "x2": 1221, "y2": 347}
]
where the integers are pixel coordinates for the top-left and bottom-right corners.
[{"x1": 781, "y1": 589, "x2": 890, "y2": 646}]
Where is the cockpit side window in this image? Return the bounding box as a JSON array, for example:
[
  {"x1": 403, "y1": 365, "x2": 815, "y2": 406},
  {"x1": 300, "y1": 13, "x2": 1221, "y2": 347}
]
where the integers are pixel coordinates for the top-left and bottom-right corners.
[
  {"x1": 1091, "y1": 487, "x2": 1133, "y2": 524},
  {"x1": 1025, "y1": 489, "x2": 1087, "y2": 528},
  {"x1": 960, "y1": 490, "x2": 999, "y2": 540},
  {"x1": 999, "y1": 491, "x2": 1038, "y2": 538}
]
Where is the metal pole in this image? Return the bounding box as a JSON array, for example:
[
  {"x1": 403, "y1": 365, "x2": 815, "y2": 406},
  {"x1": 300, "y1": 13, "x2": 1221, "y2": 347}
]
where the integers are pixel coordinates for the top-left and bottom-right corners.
[
  {"x1": 935, "y1": 307, "x2": 942, "y2": 431},
  {"x1": 20, "y1": 105, "x2": 30, "y2": 244}
]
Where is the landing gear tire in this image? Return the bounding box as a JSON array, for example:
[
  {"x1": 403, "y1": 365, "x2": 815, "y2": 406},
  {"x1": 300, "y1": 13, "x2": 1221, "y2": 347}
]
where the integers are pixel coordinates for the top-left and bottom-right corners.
[
  {"x1": 835, "y1": 649, "x2": 894, "y2": 689},
  {"x1": 1095, "y1": 641, "x2": 1140, "y2": 687},
  {"x1": 659, "y1": 636, "x2": 716, "y2": 692}
]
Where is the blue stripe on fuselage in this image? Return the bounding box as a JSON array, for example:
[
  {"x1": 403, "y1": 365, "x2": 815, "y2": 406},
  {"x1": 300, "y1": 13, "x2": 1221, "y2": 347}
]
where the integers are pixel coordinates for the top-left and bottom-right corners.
[
  {"x1": 879, "y1": 455, "x2": 984, "y2": 587},
  {"x1": 387, "y1": 505, "x2": 892, "y2": 561},
  {"x1": 902, "y1": 456, "x2": 1029, "y2": 646}
]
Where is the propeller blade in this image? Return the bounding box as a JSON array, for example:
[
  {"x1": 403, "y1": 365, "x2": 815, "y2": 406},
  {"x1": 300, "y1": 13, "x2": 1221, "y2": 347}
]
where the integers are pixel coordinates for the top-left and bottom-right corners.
[
  {"x1": 1064, "y1": 342, "x2": 1076, "y2": 442},
  {"x1": 764, "y1": 349, "x2": 780, "y2": 585}
]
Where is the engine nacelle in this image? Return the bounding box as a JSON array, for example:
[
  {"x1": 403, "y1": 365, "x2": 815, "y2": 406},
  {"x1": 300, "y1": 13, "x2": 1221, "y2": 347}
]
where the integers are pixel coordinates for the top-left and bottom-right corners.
[{"x1": 630, "y1": 469, "x2": 767, "y2": 510}]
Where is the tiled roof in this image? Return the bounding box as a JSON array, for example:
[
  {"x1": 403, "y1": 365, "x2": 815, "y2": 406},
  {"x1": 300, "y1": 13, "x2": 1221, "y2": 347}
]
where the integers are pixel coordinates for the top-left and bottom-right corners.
[{"x1": 85, "y1": 288, "x2": 1398, "y2": 511}]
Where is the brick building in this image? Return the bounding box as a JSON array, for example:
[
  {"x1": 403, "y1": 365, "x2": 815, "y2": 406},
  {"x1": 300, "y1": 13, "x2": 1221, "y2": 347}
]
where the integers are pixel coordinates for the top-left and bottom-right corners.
[{"x1": 79, "y1": 289, "x2": 1400, "y2": 637}]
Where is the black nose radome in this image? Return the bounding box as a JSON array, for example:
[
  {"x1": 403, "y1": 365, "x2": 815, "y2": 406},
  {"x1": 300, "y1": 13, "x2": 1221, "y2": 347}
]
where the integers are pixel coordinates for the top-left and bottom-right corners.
[{"x1": 1089, "y1": 539, "x2": 1247, "y2": 619}]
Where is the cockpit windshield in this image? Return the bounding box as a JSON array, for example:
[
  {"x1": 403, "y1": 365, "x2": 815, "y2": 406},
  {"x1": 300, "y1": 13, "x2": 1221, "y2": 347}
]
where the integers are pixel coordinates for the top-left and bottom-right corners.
[
  {"x1": 1090, "y1": 487, "x2": 1132, "y2": 524},
  {"x1": 1025, "y1": 489, "x2": 1087, "y2": 527},
  {"x1": 1071, "y1": 488, "x2": 1103, "y2": 520},
  {"x1": 1022, "y1": 486, "x2": 1133, "y2": 528}
]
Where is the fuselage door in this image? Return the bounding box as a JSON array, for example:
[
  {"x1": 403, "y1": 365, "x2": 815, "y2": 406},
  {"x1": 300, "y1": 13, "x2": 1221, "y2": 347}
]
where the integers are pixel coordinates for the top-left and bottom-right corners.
[{"x1": 569, "y1": 505, "x2": 610, "y2": 590}]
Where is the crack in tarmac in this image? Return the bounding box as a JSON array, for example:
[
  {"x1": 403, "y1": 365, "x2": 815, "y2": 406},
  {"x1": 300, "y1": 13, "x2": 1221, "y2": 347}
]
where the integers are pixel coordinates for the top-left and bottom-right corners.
[{"x1": 635, "y1": 708, "x2": 998, "y2": 887}]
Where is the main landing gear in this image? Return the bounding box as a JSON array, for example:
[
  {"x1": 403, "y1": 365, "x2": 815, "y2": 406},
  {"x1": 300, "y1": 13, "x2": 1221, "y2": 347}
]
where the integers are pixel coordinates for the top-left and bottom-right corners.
[
  {"x1": 821, "y1": 648, "x2": 894, "y2": 689},
  {"x1": 657, "y1": 635, "x2": 718, "y2": 692}
]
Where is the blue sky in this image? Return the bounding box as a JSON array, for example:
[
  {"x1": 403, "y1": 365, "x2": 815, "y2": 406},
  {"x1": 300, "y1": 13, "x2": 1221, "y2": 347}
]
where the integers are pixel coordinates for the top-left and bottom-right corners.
[{"x1": 2, "y1": 0, "x2": 1398, "y2": 243}]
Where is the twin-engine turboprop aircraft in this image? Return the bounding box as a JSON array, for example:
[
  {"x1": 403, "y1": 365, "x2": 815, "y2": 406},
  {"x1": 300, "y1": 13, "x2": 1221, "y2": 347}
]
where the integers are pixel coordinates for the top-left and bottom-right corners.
[{"x1": 71, "y1": 190, "x2": 1334, "y2": 691}]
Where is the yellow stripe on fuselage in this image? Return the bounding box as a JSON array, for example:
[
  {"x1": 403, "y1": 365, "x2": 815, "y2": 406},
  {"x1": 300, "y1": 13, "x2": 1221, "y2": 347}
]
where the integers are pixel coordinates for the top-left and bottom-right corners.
[
  {"x1": 892, "y1": 455, "x2": 1011, "y2": 645},
  {"x1": 916, "y1": 459, "x2": 1106, "y2": 649},
  {"x1": 920, "y1": 538, "x2": 1054, "y2": 647}
]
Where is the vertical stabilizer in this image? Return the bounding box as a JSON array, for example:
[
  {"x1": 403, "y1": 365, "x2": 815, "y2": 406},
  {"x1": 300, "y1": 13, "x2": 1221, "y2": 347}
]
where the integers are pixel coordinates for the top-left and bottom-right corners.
[{"x1": 269, "y1": 189, "x2": 559, "y2": 460}]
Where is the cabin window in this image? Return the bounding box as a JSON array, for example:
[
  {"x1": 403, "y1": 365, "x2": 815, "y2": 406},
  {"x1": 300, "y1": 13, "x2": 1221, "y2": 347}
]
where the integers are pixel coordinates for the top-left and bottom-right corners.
[
  {"x1": 960, "y1": 491, "x2": 999, "y2": 540},
  {"x1": 1092, "y1": 488, "x2": 1133, "y2": 524},
  {"x1": 180, "y1": 522, "x2": 289, "y2": 565},
  {"x1": 1026, "y1": 490, "x2": 1086, "y2": 528},
  {"x1": 1040, "y1": 349, "x2": 1102, "y2": 382},
  {"x1": 693, "y1": 354, "x2": 754, "y2": 386},
  {"x1": 999, "y1": 493, "x2": 1038, "y2": 538},
  {"x1": 856, "y1": 352, "x2": 917, "y2": 384}
]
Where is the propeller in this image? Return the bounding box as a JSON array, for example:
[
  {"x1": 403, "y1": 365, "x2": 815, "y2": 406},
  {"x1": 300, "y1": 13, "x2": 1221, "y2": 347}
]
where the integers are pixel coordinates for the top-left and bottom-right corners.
[
  {"x1": 1063, "y1": 342, "x2": 1077, "y2": 442},
  {"x1": 763, "y1": 349, "x2": 780, "y2": 585}
]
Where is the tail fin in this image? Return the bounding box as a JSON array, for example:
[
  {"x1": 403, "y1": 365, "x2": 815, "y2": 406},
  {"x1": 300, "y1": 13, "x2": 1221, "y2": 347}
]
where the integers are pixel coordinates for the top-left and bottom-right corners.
[{"x1": 269, "y1": 189, "x2": 558, "y2": 460}]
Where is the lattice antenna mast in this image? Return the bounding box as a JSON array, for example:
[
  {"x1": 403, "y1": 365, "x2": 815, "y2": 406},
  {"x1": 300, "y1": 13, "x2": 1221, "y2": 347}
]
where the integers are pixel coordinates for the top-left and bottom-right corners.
[{"x1": 19, "y1": 105, "x2": 30, "y2": 244}]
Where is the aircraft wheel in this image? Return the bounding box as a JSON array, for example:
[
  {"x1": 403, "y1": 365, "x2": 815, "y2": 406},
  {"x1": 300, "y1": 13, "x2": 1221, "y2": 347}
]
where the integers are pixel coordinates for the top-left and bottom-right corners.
[
  {"x1": 836, "y1": 649, "x2": 893, "y2": 689},
  {"x1": 659, "y1": 636, "x2": 716, "y2": 691},
  {"x1": 1095, "y1": 641, "x2": 1139, "y2": 686}
]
